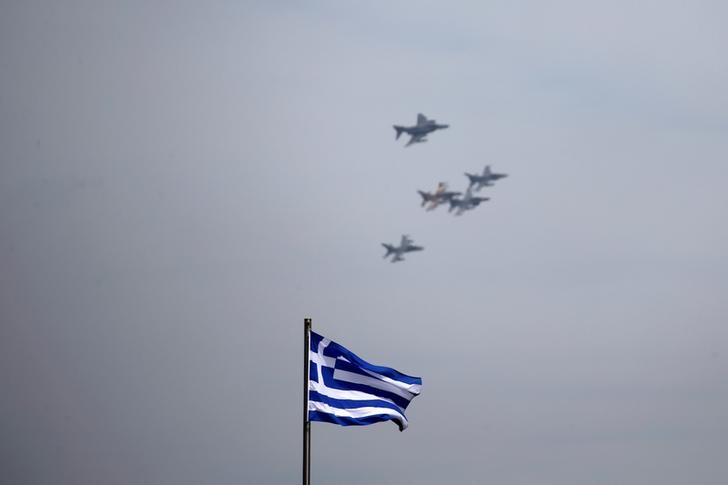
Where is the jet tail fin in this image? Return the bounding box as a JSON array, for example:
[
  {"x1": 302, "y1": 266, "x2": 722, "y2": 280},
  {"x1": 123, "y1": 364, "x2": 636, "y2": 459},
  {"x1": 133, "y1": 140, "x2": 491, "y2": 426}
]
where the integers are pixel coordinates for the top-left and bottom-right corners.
[
  {"x1": 393, "y1": 125, "x2": 404, "y2": 140},
  {"x1": 417, "y1": 190, "x2": 429, "y2": 207},
  {"x1": 382, "y1": 243, "x2": 395, "y2": 258}
]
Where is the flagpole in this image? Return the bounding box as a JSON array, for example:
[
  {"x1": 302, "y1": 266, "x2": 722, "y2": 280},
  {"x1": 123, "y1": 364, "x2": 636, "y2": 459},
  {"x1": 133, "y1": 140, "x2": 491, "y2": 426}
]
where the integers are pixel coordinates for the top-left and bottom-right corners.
[{"x1": 303, "y1": 318, "x2": 312, "y2": 485}]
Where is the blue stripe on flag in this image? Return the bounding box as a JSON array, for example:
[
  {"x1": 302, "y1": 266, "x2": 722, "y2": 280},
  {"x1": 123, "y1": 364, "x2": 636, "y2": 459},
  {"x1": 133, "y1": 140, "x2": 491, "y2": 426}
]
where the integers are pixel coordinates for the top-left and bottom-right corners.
[
  {"x1": 333, "y1": 359, "x2": 419, "y2": 394},
  {"x1": 319, "y1": 366, "x2": 412, "y2": 409},
  {"x1": 308, "y1": 411, "x2": 404, "y2": 430},
  {"x1": 309, "y1": 360, "x2": 318, "y2": 383},
  {"x1": 309, "y1": 391, "x2": 404, "y2": 414},
  {"x1": 308, "y1": 411, "x2": 406, "y2": 430}
]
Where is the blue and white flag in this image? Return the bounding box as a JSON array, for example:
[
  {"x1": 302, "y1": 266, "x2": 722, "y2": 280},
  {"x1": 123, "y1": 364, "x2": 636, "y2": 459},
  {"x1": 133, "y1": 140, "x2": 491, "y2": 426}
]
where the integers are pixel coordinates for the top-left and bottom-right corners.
[{"x1": 308, "y1": 331, "x2": 422, "y2": 431}]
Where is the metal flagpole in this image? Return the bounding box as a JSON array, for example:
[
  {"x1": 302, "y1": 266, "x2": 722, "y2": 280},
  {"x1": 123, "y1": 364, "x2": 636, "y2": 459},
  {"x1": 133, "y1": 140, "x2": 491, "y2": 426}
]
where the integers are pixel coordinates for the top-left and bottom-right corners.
[{"x1": 303, "y1": 318, "x2": 312, "y2": 485}]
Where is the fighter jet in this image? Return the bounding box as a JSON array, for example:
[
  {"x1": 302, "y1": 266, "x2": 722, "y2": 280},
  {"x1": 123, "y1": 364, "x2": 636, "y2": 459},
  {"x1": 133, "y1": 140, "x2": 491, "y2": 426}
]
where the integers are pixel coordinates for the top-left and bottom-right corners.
[
  {"x1": 465, "y1": 165, "x2": 508, "y2": 191},
  {"x1": 448, "y1": 187, "x2": 489, "y2": 216},
  {"x1": 393, "y1": 113, "x2": 449, "y2": 147},
  {"x1": 417, "y1": 182, "x2": 462, "y2": 211},
  {"x1": 381, "y1": 235, "x2": 424, "y2": 263}
]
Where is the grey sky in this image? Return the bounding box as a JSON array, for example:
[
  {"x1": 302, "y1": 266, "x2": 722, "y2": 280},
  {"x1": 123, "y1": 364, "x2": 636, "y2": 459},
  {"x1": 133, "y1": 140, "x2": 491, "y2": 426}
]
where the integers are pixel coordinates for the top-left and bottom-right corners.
[{"x1": 1, "y1": 1, "x2": 727, "y2": 484}]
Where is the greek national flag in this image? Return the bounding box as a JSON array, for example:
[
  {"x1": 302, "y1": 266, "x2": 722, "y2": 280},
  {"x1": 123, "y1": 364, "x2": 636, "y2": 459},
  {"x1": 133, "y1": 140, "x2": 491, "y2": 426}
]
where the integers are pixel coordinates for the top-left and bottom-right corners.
[{"x1": 308, "y1": 331, "x2": 422, "y2": 431}]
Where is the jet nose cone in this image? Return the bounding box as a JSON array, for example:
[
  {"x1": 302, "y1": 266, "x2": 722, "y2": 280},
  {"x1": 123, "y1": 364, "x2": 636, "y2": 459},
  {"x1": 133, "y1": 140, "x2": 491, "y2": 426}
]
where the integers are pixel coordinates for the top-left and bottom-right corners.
[{"x1": 442, "y1": 124, "x2": 450, "y2": 129}]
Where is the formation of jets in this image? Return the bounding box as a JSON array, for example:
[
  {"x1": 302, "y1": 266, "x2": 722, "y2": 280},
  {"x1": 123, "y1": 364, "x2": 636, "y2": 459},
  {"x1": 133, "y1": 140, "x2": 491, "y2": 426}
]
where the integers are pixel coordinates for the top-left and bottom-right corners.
[{"x1": 383, "y1": 114, "x2": 510, "y2": 262}]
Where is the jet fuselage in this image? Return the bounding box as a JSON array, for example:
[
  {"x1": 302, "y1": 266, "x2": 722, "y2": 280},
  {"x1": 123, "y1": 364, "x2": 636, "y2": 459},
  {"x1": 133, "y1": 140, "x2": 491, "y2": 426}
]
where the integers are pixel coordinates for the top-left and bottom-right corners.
[
  {"x1": 382, "y1": 235, "x2": 424, "y2": 262},
  {"x1": 465, "y1": 166, "x2": 508, "y2": 191},
  {"x1": 449, "y1": 190, "x2": 489, "y2": 216},
  {"x1": 393, "y1": 114, "x2": 449, "y2": 146},
  {"x1": 394, "y1": 123, "x2": 449, "y2": 138}
]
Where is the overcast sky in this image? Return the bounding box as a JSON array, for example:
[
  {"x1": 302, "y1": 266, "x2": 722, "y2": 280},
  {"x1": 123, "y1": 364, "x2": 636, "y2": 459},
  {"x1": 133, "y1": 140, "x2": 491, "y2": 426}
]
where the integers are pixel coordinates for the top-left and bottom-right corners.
[{"x1": 1, "y1": 1, "x2": 727, "y2": 484}]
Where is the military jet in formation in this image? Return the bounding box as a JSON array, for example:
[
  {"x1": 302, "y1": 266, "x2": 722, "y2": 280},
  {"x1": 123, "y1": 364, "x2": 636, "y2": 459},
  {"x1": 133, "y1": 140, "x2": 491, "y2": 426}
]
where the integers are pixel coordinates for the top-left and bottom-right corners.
[
  {"x1": 417, "y1": 182, "x2": 462, "y2": 211},
  {"x1": 393, "y1": 113, "x2": 449, "y2": 147},
  {"x1": 448, "y1": 187, "x2": 490, "y2": 216},
  {"x1": 382, "y1": 235, "x2": 424, "y2": 263},
  {"x1": 465, "y1": 165, "x2": 508, "y2": 191}
]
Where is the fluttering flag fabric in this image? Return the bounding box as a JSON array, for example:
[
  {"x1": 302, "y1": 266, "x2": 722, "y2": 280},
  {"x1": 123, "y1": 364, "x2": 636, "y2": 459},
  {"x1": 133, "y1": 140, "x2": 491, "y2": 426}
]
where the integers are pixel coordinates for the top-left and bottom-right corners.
[{"x1": 308, "y1": 331, "x2": 422, "y2": 431}]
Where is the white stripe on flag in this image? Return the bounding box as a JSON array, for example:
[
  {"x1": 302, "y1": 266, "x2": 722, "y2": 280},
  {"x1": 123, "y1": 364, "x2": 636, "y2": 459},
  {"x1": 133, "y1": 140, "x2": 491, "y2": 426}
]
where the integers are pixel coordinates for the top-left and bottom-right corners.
[
  {"x1": 309, "y1": 401, "x2": 407, "y2": 422},
  {"x1": 332, "y1": 369, "x2": 415, "y2": 400},
  {"x1": 309, "y1": 380, "x2": 403, "y2": 408},
  {"x1": 362, "y1": 370, "x2": 423, "y2": 394}
]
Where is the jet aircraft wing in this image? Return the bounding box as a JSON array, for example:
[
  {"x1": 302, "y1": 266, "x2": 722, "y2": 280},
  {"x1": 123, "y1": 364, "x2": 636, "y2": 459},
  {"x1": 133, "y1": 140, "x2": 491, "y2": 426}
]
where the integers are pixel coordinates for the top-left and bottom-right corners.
[
  {"x1": 416, "y1": 113, "x2": 428, "y2": 126},
  {"x1": 405, "y1": 133, "x2": 426, "y2": 146},
  {"x1": 426, "y1": 200, "x2": 441, "y2": 211}
]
